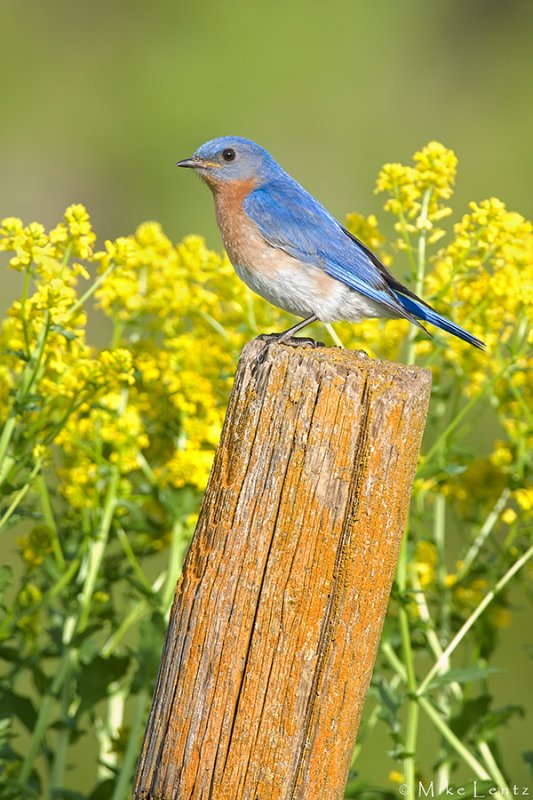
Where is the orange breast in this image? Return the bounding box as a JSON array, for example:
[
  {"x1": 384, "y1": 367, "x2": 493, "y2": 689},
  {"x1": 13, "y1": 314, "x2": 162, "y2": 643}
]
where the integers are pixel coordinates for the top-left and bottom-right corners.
[{"x1": 211, "y1": 178, "x2": 279, "y2": 275}]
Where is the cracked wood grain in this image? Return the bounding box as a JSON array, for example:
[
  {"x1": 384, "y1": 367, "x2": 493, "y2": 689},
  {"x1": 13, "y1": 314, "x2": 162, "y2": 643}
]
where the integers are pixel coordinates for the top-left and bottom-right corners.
[{"x1": 132, "y1": 337, "x2": 432, "y2": 800}]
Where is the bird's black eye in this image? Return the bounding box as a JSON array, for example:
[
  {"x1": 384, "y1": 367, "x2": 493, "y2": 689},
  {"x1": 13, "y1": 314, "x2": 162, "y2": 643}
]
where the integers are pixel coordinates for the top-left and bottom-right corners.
[{"x1": 222, "y1": 148, "x2": 236, "y2": 162}]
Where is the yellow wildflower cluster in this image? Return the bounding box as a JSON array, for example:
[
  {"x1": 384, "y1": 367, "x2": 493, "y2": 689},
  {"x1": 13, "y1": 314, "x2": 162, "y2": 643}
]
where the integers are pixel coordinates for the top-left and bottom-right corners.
[
  {"x1": 375, "y1": 141, "x2": 457, "y2": 247},
  {"x1": 427, "y1": 198, "x2": 532, "y2": 347},
  {"x1": 369, "y1": 146, "x2": 531, "y2": 520},
  {"x1": 427, "y1": 199, "x2": 532, "y2": 472},
  {"x1": 0, "y1": 207, "x2": 290, "y2": 532}
]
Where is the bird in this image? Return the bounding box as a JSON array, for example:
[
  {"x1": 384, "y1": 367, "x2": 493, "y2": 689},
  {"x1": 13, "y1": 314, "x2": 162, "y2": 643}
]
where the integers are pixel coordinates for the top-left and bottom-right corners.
[{"x1": 176, "y1": 136, "x2": 485, "y2": 353}]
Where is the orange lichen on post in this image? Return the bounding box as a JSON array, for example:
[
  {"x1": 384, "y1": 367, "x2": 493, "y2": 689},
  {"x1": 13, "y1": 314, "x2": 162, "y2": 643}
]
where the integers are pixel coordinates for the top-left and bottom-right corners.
[{"x1": 133, "y1": 337, "x2": 432, "y2": 800}]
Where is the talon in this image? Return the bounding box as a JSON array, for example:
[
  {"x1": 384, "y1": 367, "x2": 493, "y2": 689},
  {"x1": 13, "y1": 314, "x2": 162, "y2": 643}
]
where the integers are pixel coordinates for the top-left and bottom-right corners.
[{"x1": 282, "y1": 336, "x2": 319, "y2": 349}]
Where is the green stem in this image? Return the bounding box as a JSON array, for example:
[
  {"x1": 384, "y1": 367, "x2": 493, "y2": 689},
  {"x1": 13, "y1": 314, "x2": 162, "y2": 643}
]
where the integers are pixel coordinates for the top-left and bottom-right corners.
[
  {"x1": 20, "y1": 263, "x2": 32, "y2": 354},
  {"x1": 109, "y1": 690, "x2": 149, "y2": 800},
  {"x1": 102, "y1": 571, "x2": 165, "y2": 659},
  {"x1": 162, "y1": 519, "x2": 187, "y2": 612},
  {"x1": 77, "y1": 465, "x2": 120, "y2": 634},
  {"x1": 457, "y1": 488, "x2": 510, "y2": 582},
  {"x1": 42, "y1": 387, "x2": 101, "y2": 448},
  {"x1": 67, "y1": 261, "x2": 116, "y2": 319},
  {"x1": 198, "y1": 309, "x2": 231, "y2": 342},
  {"x1": 478, "y1": 740, "x2": 509, "y2": 791},
  {"x1": 394, "y1": 189, "x2": 418, "y2": 274},
  {"x1": 20, "y1": 311, "x2": 51, "y2": 400},
  {"x1": 101, "y1": 602, "x2": 148, "y2": 658},
  {"x1": 382, "y1": 643, "x2": 493, "y2": 784},
  {"x1": 246, "y1": 289, "x2": 257, "y2": 332},
  {"x1": 410, "y1": 571, "x2": 461, "y2": 701},
  {"x1": 419, "y1": 696, "x2": 491, "y2": 782},
  {"x1": 19, "y1": 649, "x2": 72, "y2": 783},
  {"x1": 434, "y1": 492, "x2": 448, "y2": 644},
  {"x1": 396, "y1": 537, "x2": 419, "y2": 800},
  {"x1": 418, "y1": 544, "x2": 533, "y2": 695},
  {"x1": 98, "y1": 688, "x2": 126, "y2": 779},
  {"x1": 116, "y1": 526, "x2": 153, "y2": 595},
  {"x1": 0, "y1": 459, "x2": 41, "y2": 533},
  {"x1": 325, "y1": 323, "x2": 344, "y2": 348},
  {"x1": 48, "y1": 650, "x2": 78, "y2": 797},
  {"x1": 406, "y1": 189, "x2": 431, "y2": 367},
  {"x1": 36, "y1": 473, "x2": 65, "y2": 568},
  {"x1": 0, "y1": 313, "x2": 51, "y2": 488},
  {"x1": 16, "y1": 466, "x2": 122, "y2": 783},
  {"x1": 424, "y1": 367, "x2": 506, "y2": 465},
  {"x1": 433, "y1": 492, "x2": 452, "y2": 786},
  {"x1": 0, "y1": 418, "x2": 17, "y2": 487}
]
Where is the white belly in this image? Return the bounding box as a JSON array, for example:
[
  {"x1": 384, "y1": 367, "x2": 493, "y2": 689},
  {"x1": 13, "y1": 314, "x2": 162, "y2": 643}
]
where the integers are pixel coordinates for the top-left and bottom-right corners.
[{"x1": 232, "y1": 254, "x2": 391, "y2": 324}]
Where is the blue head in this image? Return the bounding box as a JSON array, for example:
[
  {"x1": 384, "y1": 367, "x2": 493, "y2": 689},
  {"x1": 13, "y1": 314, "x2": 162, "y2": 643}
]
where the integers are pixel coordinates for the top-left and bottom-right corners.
[{"x1": 177, "y1": 136, "x2": 280, "y2": 187}]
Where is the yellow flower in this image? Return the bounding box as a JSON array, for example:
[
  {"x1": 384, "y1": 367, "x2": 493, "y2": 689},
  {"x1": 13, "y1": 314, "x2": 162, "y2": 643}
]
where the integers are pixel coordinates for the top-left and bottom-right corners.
[
  {"x1": 17, "y1": 525, "x2": 54, "y2": 569},
  {"x1": 2, "y1": 221, "x2": 55, "y2": 272},
  {"x1": 501, "y1": 508, "x2": 517, "y2": 525},
  {"x1": 16, "y1": 583, "x2": 43, "y2": 638},
  {"x1": 375, "y1": 162, "x2": 420, "y2": 225},
  {"x1": 389, "y1": 771, "x2": 405, "y2": 784},
  {"x1": 515, "y1": 488, "x2": 533, "y2": 513},
  {"x1": 414, "y1": 540, "x2": 437, "y2": 588},
  {"x1": 99, "y1": 349, "x2": 136, "y2": 386}
]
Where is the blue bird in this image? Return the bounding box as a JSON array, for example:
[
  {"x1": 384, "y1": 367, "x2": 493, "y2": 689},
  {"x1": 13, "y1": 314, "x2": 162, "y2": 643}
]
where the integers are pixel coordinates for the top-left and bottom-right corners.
[{"x1": 177, "y1": 136, "x2": 485, "y2": 352}]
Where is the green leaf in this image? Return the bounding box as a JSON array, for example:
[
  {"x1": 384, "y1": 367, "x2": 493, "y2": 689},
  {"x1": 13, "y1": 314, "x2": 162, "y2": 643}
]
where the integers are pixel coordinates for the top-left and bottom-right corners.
[
  {"x1": 87, "y1": 780, "x2": 115, "y2": 800},
  {"x1": 478, "y1": 702, "x2": 524, "y2": 740},
  {"x1": 0, "y1": 566, "x2": 13, "y2": 598},
  {"x1": 451, "y1": 695, "x2": 524, "y2": 742},
  {"x1": 76, "y1": 654, "x2": 131, "y2": 715},
  {"x1": 428, "y1": 665, "x2": 502, "y2": 688},
  {"x1": 47, "y1": 790, "x2": 87, "y2": 800},
  {"x1": 0, "y1": 688, "x2": 37, "y2": 731},
  {"x1": 159, "y1": 486, "x2": 198, "y2": 517},
  {"x1": 523, "y1": 750, "x2": 533, "y2": 777},
  {"x1": 131, "y1": 612, "x2": 166, "y2": 693},
  {"x1": 450, "y1": 695, "x2": 491, "y2": 739},
  {"x1": 49, "y1": 324, "x2": 79, "y2": 342}
]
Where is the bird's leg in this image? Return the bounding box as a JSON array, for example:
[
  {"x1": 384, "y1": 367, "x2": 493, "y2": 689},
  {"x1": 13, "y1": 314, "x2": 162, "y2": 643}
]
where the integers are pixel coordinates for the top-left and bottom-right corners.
[
  {"x1": 271, "y1": 314, "x2": 319, "y2": 347},
  {"x1": 255, "y1": 314, "x2": 319, "y2": 365}
]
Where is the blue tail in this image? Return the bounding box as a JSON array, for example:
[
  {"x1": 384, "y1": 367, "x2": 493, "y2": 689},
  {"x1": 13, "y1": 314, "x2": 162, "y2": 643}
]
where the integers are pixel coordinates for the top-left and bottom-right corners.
[{"x1": 395, "y1": 293, "x2": 486, "y2": 351}]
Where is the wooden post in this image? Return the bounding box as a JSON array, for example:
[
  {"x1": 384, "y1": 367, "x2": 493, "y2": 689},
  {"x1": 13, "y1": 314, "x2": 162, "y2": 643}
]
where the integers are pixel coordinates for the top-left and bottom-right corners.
[{"x1": 133, "y1": 337, "x2": 431, "y2": 800}]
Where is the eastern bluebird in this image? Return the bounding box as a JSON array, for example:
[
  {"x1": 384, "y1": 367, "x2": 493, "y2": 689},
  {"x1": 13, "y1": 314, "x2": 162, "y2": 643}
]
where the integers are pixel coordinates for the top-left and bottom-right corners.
[{"x1": 177, "y1": 136, "x2": 485, "y2": 352}]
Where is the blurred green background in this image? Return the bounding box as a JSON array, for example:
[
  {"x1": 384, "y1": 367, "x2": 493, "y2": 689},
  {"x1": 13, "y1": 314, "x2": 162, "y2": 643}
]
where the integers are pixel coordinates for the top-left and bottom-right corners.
[
  {"x1": 2, "y1": 0, "x2": 533, "y2": 281},
  {"x1": 1, "y1": 0, "x2": 532, "y2": 792}
]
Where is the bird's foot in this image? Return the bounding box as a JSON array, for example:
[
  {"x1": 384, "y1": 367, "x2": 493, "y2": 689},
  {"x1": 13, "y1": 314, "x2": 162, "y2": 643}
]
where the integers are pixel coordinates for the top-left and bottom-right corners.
[
  {"x1": 252, "y1": 334, "x2": 324, "y2": 372},
  {"x1": 282, "y1": 336, "x2": 323, "y2": 349}
]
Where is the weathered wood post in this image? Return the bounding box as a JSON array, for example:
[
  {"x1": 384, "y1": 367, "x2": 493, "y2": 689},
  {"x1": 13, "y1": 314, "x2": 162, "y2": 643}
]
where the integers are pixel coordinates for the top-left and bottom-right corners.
[{"x1": 133, "y1": 337, "x2": 431, "y2": 800}]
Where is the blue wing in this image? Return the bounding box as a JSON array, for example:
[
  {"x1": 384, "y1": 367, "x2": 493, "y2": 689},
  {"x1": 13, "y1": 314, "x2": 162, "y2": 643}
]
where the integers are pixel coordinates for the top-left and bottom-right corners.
[
  {"x1": 242, "y1": 175, "x2": 414, "y2": 320},
  {"x1": 243, "y1": 175, "x2": 486, "y2": 349}
]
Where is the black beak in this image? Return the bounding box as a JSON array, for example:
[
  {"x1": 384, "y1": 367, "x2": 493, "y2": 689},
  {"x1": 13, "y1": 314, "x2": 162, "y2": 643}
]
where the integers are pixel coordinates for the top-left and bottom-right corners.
[{"x1": 176, "y1": 157, "x2": 200, "y2": 169}]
